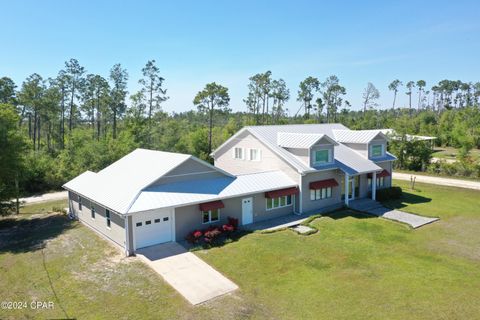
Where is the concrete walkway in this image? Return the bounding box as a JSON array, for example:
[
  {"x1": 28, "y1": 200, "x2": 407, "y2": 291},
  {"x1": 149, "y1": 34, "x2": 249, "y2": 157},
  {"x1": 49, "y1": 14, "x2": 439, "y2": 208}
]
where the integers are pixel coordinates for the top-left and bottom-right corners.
[
  {"x1": 135, "y1": 242, "x2": 238, "y2": 305},
  {"x1": 19, "y1": 191, "x2": 68, "y2": 204},
  {"x1": 349, "y1": 198, "x2": 439, "y2": 229},
  {"x1": 243, "y1": 204, "x2": 342, "y2": 232},
  {"x1": 393, "y1": 172, "x2": 480, "y2": 191}
]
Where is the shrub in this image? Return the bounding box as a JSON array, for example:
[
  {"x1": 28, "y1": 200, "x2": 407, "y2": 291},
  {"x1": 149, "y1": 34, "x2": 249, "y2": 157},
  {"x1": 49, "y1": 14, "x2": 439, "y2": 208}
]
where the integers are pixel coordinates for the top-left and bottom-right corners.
[
  {"x1": 227, "y1": 217, "x2": 238, "y2": 230},
  {"x1": 204, "y1": 228, "x2": 222, "y2": 240},
  {"x1": 186, "y1": 230, "x2": 203, "y2": 244},
  {"x1": 222, "y1": 224, "x2": 235, "y2": 232},
  {"x1": 376, "y1": 186, "x2": 402, "y2": 201}
]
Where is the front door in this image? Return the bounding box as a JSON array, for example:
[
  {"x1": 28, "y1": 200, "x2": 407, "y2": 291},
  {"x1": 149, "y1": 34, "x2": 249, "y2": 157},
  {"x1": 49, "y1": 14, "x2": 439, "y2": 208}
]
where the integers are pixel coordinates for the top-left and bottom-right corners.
[{"x1": 242, "y1": 197, "x2": 253, "y2": 225}]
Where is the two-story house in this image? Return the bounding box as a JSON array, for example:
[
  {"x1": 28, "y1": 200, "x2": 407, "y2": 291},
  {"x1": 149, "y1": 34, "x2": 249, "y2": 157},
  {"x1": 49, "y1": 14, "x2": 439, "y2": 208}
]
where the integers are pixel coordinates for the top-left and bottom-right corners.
[{"x1": 64, "y1": 124, "x2": 396, "y2": 255}]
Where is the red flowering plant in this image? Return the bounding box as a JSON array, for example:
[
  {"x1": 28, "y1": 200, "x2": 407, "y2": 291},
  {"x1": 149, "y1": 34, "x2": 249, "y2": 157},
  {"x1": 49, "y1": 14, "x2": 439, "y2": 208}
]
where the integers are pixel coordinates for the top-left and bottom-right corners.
[
  {"x1": 222, "y1": 224, "x2": 235, "y2": 232},
  {"x1": 185, "y1": 230, "x2": 203, "y2": 244}
]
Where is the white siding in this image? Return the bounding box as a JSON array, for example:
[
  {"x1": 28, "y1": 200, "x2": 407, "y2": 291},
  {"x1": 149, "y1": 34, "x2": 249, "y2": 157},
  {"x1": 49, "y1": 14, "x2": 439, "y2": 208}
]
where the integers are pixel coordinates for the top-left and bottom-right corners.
[{"x1": 214, "y1": 131, "x2": 300, "y2": 183}]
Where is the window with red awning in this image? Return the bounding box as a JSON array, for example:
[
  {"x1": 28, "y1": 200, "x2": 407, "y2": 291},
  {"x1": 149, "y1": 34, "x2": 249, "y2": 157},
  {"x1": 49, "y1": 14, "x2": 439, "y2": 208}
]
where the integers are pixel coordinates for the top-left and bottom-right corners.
[
  {"x1": 367, "y1": 170, "x2": 390, "y2": 178},
  {"x1": 265, "y1": 187, "x2": 299, "y2": 199},
  {"x1": 309, "y1": 178, "x2": 339, "y2": 190},
  {"x1": 199, "y1": 200, "x2": 225, "y2": 211}
]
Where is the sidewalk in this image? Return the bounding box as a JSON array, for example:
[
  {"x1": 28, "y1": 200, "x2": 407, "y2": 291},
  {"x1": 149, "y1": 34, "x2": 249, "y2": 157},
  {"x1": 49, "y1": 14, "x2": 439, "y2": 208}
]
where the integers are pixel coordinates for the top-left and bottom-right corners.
[
  {"x1": 393, "y1": 172, "x2": 480, "y2": 191},
  {"x1": 19, "y1": 191, "x2": 68, "y2": 204}
]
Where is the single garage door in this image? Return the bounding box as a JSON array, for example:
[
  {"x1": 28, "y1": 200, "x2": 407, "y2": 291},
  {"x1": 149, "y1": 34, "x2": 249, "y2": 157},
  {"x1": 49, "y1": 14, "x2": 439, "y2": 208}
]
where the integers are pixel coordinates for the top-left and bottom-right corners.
[{"x1": 133, "y1": 208, "x2": 174, "y2": 249}]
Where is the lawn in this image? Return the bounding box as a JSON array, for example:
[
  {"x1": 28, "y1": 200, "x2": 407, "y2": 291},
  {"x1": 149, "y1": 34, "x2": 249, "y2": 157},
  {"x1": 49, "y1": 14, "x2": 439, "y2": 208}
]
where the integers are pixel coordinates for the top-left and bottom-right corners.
[
  {"x1": 19, "y1": 199, "x2": 68, "y2": 215},
  {"x1": 1, "y1": 182, "x2": 480, "y2": 319},
  {"x1": 432, "y1": 146, "x2": 480, "y2": 162}
]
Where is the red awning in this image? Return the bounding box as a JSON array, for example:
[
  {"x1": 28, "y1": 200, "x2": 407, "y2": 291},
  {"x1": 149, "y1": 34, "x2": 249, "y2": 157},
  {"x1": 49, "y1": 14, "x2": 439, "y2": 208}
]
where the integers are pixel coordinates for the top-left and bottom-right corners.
[
  {"x1": 265, "y1": 187, "x2": 299, "y2": 199},
  {"x1": 368, "y1": 170, "x2": 391, "y2": 178},
  {"x1": 309, "y1": 178, "x2": 339, "y2": 190},
  {"x1": 199, "y1": 200, "x2": 225, "y2": 211}
]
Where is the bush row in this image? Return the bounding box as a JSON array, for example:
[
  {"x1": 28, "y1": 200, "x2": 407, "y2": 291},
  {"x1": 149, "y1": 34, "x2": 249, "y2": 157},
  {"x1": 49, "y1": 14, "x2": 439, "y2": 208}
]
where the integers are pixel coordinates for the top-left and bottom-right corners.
[{"x1": 375, "y1": 186, "x2": 403, "y2": 201}]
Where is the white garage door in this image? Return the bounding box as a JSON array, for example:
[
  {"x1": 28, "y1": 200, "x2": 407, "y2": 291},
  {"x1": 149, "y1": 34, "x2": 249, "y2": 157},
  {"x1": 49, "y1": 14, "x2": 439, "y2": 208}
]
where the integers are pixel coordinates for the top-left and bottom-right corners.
[{"x1": 133, "y1": 209, "x2": 174, "y2": 249}]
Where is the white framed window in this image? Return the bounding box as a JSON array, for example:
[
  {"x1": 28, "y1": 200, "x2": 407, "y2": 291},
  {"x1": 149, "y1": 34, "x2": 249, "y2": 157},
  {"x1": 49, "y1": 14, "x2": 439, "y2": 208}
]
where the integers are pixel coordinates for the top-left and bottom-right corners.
[
  {"x1": 78, "y1": 197, "x2": 82, "y2": 211},
  {"x1": 91, "y1": 206, "x2": 95, "y2": 219},
  {"x1": 377, "y1": 177, "x2": 385, "y2": 188},
  {"x1": 248, "y1": 148, "x2": 261, "y2": 161},
  {"x1": 266, "y1": 195, "x2": 293, "y2": 210},
  {"x1": 310, "y1": 187, "x2": 332, "y2": 201},
  {"x1": 233, "y1": 147, "x2": 244, "y2": 160},
  {"x1": 106, "y1": 209, "x2": 111, "y2": 228},
  {"x1": 313, "y1": 149, "x2": 332, "y2": 165},
  {"x1": 202, "y1": 209, "x2": 220, "y2": 224},
  {"x1": 368, "y1": 177, "x2": 385, "y2": 189},
  {"x1": 371, "y1": 144, "x2": 384, "y2": 157}
]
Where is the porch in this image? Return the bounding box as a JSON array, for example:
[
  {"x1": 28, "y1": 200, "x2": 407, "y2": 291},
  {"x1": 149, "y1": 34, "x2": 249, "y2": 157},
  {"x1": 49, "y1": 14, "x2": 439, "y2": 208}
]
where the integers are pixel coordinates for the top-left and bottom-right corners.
[{"x1": 342, "y1": 169, "x2": 391, "y2": 206}]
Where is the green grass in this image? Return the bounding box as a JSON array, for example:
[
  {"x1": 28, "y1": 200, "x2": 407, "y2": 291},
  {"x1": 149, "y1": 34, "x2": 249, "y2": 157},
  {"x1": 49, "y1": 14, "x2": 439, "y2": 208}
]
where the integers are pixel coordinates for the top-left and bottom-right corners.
[
  {"x1": 19, "y1": 199, "x2": 69, "y2": 215},
  {"x1": 432, "y1": 146, "x2": 480, "y2": 161},
  {"x1": 2, "y1": 183, "x2": 480, "y2": 319}
]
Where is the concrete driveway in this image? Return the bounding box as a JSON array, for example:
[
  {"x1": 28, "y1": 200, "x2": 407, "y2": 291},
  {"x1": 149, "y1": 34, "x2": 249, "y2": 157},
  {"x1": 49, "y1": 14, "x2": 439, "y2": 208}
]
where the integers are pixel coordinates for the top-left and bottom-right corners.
[{"x1": 136, "y1": 242, "x2": 238, "y2": 305}]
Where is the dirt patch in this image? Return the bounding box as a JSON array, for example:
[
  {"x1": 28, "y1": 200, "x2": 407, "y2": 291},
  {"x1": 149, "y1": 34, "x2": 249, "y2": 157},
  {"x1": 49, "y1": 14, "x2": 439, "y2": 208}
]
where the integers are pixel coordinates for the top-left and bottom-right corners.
[{"x1": 426, "y1": 216, "x2": 480, "y2": 261}]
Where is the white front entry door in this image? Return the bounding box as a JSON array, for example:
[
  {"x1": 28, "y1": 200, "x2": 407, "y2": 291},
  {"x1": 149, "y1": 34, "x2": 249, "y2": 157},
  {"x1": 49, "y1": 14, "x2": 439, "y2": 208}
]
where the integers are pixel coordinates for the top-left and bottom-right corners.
[
  {"x1": 133, "y1": 208, "x2": 174, "y2": 250},
  {"x1": 242, "y1": 197, "x2": 253, "y2": 225}
]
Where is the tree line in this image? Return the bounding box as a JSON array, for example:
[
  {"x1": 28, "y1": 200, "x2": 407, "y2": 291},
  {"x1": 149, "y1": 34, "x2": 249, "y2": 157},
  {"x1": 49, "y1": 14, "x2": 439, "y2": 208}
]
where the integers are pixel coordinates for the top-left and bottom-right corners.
[{"x1": 1, "y1": 58, "x2": 480, "y2": 214}]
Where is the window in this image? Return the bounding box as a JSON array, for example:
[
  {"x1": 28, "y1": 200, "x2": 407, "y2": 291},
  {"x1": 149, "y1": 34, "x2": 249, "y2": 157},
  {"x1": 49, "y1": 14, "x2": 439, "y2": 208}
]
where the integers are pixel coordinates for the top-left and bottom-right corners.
[
  {"x1": 368, "y1": 177, "x2": 385, "y2": 189},
  {"x1": 146, "y1": 220, "x2": 151, "y2": 225},
  {"x1": 91, "y1": 206, "x2": 95, "y2": 219},
  {"x1": 266, "y1": 195, "x2": 293, "y2": 210},
  {"x1": 371, "y1": 144, "x2": 383, "y2": 157},
  {"x1": 136, "y1": 222, "x2": 142, "y2": 227},
  {"x1": 163, "y1": 217, "x2": 169, "y2": 221},
  {"x1": 310, "y1": 187, "x2": 332, "y2": 201},
  {"x1": 202, "y1": 209, "x2": 220, "y2": 224},
  {"x1": 314, "y1": 149, "x2": 330, "y2": 164},
  {"x1": 78, "y1": 197, "x2": 82, "y2": 211},
  {"x1": 377, "y1": 177, "x2": 385, "y2": 188},
  {"x1": 249, "y1": 148, "x2": 261, "y2": 161},
  {"x1": 154, "y1": 219, "x2": 160, "y2": 223},
  {"x1": 234, "y1": 147, "x2": 244, "y2": 160},
  {"x1": 106, "y1": 210, "x2": 111, "y2": 228}
]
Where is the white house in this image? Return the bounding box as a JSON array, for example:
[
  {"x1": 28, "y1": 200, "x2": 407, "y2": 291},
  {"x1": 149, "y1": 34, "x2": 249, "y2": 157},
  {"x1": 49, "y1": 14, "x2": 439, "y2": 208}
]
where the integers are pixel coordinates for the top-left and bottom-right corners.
[{"x1": 64, "y1": 123, "x2": 396, "y2": 255}]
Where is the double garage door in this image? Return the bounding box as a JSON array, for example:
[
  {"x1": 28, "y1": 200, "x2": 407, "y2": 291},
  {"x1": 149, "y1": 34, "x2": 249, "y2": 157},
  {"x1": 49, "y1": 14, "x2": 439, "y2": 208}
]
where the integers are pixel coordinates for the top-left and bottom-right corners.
[{"x1": 133, "y1": 208, "x2": 174, "y2": 249}]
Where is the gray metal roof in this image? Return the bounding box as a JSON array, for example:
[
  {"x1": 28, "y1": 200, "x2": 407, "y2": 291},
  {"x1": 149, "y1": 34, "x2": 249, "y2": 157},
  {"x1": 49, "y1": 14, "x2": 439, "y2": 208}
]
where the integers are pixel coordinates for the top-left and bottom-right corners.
[
  {"x1": 277, "y1": 132, "x2": 333, "y2": 149},
  {"x1": 244, "y1": 124, "x2": 384, "y2": 175},
  {"x1": 332, "y1": 129, "x2": 386, "y2": 143},
  {"x1": 63, "y1": 148, "x2": 229, "y2": 214},
  {"x1": 128, "y1": 170, "x2": 297, "y2": 213}
]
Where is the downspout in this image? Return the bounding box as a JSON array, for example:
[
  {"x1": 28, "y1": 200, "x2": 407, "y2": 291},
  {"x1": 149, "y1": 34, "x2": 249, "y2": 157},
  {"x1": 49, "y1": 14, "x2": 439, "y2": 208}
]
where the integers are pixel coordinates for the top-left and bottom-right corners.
[
  {"x1": 298, "y1": 173, "x2": 304, "y2": 214},
  {"x1": 124, "y1": 213, "x2": 131, "y2": 257}
]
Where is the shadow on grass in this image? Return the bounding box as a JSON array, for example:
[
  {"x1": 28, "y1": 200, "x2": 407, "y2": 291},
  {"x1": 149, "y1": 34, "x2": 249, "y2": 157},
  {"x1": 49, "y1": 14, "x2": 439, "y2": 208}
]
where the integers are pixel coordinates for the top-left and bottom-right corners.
[
  {"x1": 323, "y1": 209, "x2": 375, "y2": 220},
  {"x1": 0, "y1": 213, "x2": 75, "y2": 254},
  {"x1": 381, "y1": 191, "x2": 432, "y2": 210}
]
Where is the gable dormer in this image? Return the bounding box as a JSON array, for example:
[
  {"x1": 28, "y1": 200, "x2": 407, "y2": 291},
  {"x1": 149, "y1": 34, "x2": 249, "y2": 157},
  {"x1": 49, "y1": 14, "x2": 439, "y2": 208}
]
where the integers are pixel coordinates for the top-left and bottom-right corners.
[
  {"x1": 332, "y1": 129, "x2": 388, "y2": 160},
  {"x1": 277, "y1": 132, "x2": 338, "y2": 167}
]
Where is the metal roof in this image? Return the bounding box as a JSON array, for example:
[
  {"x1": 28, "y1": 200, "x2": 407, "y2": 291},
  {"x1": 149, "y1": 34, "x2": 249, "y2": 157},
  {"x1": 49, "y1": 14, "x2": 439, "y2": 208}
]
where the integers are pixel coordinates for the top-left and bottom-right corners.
[
  {"x1": 277, "y1": 132, "x2": 334, "y2": 149},
  {"x1": 332, "y1": 129, "x2": 386, "y2": 144},
  {"x1": 63, "y1": 148, "x2": 223, "y2": 214},
  {"x1": 128, "y1": 170, "x2": 297, "y2": 213},
  {"x1": 242, "y1": 124, "x2": 384, "y2": 175}
]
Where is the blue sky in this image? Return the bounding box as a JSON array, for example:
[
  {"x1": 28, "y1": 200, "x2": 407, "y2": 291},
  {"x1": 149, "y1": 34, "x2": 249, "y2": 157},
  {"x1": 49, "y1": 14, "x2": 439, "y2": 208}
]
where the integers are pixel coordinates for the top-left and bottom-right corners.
[{"x1": 2, "y1": 0, "x2": 479, "y2": 113}]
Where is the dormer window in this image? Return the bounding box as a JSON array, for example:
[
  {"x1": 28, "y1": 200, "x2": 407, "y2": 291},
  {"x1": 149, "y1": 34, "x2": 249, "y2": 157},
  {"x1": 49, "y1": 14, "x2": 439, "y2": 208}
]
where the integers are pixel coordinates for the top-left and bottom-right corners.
[
  {"x1": 371, "y1": 144, "x2": 384, "y2": 158},
  {"x1": 314, "y1": 149, "x2": 332, "y2": 165}
]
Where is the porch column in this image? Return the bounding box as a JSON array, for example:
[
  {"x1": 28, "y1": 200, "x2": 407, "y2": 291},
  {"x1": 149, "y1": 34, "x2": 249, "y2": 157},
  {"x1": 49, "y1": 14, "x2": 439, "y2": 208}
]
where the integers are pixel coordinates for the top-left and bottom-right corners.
[
  {"x1": 372, "y1": 172, "x2": 377, "y2": 201},
  {"x1": 345, "y1": 174, "x2": 349, "y2": 206}
]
